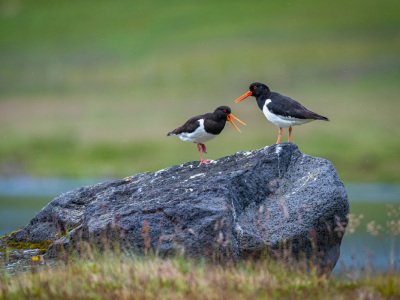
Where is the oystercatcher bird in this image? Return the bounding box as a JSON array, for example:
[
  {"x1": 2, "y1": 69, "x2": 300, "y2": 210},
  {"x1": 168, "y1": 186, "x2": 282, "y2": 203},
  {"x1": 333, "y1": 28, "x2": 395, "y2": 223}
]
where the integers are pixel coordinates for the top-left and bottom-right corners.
[
  {"x1": 167, "y1": 106, "x2": 246, "y2": 165},
  {"x1": 235, "y1": 82, "x2": 328, "y2": 144}
]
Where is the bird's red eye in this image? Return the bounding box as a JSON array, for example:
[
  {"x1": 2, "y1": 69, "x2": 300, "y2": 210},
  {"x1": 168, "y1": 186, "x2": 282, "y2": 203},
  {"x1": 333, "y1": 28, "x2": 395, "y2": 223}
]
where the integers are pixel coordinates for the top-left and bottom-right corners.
[{"x1": 253, "y1": 86, "x2": 257, "y2": 90}]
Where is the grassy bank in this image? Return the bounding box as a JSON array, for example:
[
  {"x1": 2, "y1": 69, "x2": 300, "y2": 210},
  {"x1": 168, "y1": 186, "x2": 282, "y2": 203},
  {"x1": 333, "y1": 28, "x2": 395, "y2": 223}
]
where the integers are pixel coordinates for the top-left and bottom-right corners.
[
  {"x1": 1, "y1": 203, "x2": 400, "y2": 299},
  {"x1": 1, "y1": 0, "x2": 399, "y2": 181},
  {"x1": 1, "y1": 254, "x2": 399, "y2": 299}
]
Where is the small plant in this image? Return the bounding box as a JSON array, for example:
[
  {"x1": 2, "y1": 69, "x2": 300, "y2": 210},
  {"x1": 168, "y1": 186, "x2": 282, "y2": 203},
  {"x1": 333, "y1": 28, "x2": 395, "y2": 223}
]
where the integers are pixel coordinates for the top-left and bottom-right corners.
[
  {"x1": 0, "y1": 204, "x2": 398, "y2": 298},
  {"x1": 346, "y1": 213, "x2": 364, "y2": 235},
  {"x1": 0, "y1": 252, "x2": 399, "y2": 299}
]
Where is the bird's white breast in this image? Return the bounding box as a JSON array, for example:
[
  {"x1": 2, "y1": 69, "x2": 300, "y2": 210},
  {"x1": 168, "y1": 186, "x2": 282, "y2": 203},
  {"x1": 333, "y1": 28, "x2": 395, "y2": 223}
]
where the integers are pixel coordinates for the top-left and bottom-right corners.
[
  {"x1": 262, "y1": 99, "x2": 312, "y2": 128},
  {"x1": 178, "y1": 119, "x2": 216, "y2": 143}
]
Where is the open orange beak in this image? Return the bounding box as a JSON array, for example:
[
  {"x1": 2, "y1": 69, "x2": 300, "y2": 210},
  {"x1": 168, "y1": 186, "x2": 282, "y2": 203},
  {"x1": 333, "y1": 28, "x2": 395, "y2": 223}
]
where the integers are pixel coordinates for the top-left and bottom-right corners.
[
  {"x1": 227, "y1": 113, "x2": 246, "y2": 132},
  {"x1": 234, "y1": 91, "x2": 252, "y2": 103}
]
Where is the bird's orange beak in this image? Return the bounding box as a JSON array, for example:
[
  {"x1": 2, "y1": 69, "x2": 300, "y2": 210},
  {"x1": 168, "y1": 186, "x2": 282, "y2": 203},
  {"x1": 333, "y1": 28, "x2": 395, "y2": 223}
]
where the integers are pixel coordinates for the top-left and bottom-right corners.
[
  {"x1": 234, "y1": 91, "x2": 252, "y2": 103},
  {"x1": 227, "y1": 113, "x2": 246, "y2": 132}
]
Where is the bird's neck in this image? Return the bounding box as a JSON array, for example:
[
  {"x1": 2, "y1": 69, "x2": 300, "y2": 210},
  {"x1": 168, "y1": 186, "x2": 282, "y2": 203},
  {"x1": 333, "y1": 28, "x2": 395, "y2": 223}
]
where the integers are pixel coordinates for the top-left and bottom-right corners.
[
  {"x1": 256, "y1": 90, "x2": 271, "y2": 110},
  {"x1": 210, "y1": 113, "x2": 225, "y2": 122}
]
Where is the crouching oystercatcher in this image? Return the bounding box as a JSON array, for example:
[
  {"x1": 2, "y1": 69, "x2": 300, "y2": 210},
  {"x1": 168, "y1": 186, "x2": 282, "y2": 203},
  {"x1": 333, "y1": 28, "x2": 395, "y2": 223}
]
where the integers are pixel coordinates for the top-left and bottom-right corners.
[
  {"x1": 167, "y1": 106, "x2": 246, "y2": 165},
  {"x1": 234, "y1": 82, "x2": 328, "y2": 144}
]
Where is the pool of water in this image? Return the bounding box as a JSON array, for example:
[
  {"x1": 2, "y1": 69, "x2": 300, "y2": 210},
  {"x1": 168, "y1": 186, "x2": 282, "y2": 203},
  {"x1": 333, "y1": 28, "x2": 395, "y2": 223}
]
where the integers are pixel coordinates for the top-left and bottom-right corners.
[{"x1": 0, "y1": 177, "x2": 399, "y2": 274}]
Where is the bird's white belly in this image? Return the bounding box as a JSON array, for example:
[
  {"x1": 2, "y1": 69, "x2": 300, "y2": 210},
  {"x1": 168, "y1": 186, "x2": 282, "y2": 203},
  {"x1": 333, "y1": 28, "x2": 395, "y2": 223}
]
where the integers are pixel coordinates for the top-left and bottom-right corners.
[
  {"x1": 263, "y1": 100, "x2": 312, "y2": 128},
  {"x1": 178, "y1": 119, "x2": 216, "y2": 143}
]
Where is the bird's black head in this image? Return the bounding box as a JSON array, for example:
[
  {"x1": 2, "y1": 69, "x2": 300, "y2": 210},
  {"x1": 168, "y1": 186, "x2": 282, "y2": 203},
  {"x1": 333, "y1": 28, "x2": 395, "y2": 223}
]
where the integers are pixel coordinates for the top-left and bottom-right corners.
[
  {"x1": 214, "y1": 106, "x2": 232, "y2": 118},
  {"x1": 235, "y1": 82, "x2": 271, "y2": 103},
  {"x1": 249, "y1": 82, "x2": 270, "y2": 98},
  {"x1": 214, "y1": 106, "x2": 246, "y2": 132}
]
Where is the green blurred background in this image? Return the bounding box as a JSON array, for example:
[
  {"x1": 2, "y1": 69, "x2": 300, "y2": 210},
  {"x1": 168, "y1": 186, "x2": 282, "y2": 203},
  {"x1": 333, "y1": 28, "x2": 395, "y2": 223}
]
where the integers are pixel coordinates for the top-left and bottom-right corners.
[{"x1": 1, "y1": 0, "x2": 399, "y2": 182}]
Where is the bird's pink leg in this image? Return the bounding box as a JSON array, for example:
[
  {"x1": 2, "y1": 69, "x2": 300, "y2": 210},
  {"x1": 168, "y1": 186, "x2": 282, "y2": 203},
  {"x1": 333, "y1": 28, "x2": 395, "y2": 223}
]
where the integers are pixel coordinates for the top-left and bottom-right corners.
[
  {"x1": 288, "y1": 126, "x2": 292, "y2": 143},
  {"x1": 197, "y1": 143, "x2": 211, "y2": 165},
  {"x1": 276, "y1": 128, "x2": 283, "y2": 144}
]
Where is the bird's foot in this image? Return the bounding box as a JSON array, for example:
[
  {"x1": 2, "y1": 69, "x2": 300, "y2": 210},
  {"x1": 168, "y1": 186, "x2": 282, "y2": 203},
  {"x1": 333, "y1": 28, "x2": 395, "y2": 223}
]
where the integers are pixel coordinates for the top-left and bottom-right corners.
[{"x1": 198, "y1": 159, "x2": 212, "y2": 166}]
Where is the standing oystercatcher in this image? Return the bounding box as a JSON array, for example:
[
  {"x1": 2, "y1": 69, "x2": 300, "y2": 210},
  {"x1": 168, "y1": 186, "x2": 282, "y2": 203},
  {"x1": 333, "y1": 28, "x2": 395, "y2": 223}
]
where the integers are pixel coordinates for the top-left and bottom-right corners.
[
  {"x1": 234, "y1": 82, "x2": 328, "y2": 144},
  {"x1": 167, "y1": 106, "x2": 246, "y2": 165}
]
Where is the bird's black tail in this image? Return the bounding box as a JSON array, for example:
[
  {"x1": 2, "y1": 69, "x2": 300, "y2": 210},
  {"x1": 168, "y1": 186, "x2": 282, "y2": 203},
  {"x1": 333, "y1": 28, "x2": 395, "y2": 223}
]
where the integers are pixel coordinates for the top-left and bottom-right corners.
[
  {"x1": 310, "y1": 111, "x2": 329, "y2": 121},
  {"x1": 315, "y1": 114, "x2": 329, "y2": 121}
]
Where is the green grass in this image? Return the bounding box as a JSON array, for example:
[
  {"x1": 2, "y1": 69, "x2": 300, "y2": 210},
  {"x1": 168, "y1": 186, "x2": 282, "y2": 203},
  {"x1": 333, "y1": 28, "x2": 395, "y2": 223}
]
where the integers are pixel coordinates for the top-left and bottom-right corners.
[
  {"x1": 351, "y1": 203, "x2": 390, "y2": 225},
  {"x1": 1, "y1": 254, "x2": 399, "y2": 299},
  {"x1": 0, "y1": 197, "x2": 50, "y2": 210},
  {"x1": 1, "y1": 202, "x2": 399, "y2": 299},
  {"x1": 0, "y1": 0, "x2": 399, "y2": 181}
]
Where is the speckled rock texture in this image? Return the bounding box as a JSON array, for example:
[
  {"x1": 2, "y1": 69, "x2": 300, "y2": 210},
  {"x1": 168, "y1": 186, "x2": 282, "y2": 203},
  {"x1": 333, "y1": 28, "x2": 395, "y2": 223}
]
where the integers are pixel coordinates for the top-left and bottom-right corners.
[{"x1": 4, "y1": 143, "x2": 349, "y2": 273}]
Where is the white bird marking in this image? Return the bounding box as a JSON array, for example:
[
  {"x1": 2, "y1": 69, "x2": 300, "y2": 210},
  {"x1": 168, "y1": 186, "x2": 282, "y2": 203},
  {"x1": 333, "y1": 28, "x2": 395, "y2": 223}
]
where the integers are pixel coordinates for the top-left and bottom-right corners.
[
  {"x1": 263, "y1": 99, "x2": 312, "y2": 128},
  {"x1": 177, "y1": 119, "x2": 216, "y2": 143}
]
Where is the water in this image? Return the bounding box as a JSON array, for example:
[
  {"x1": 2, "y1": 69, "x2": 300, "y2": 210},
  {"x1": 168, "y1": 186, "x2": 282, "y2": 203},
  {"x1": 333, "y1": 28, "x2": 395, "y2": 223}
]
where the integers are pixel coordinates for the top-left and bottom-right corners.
[
  {"x1": 0, "y1": 177, "x2": 99, "y2": 236},
  {"x1": 0, "y1": 177, "x2": 399, "y2": 273},
  {"x1": 335, "y1": 184, "x2": 400, "y2": 275}
]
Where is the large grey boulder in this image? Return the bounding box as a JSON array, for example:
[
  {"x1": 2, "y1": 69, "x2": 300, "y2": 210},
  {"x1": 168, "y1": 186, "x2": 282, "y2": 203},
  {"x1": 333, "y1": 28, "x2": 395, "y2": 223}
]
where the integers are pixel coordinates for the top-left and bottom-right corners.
[{"x1": 4, "y1": 144, "x2": 348, "y2": 273}]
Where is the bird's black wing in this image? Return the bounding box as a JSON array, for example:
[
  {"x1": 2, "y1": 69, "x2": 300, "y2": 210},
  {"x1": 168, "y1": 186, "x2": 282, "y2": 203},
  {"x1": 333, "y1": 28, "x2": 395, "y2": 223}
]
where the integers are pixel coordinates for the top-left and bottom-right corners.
[
  {"x1": 167, "y1": 113, "x2": 210, "y2": 135},
  {"x1": 269, "y1": 92, "x2": 329, "y2": 120}
]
